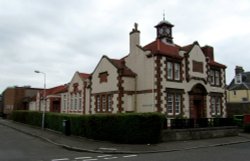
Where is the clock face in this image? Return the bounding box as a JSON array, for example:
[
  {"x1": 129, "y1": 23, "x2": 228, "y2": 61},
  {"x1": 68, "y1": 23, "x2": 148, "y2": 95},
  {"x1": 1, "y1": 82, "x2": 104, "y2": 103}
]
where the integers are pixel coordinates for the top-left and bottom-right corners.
[
  {"x1": 159, "y1": 26, "x2": 170, "y2": 36},
  {"x1": 166, "y1": 27, "x2": 170, "y2": 34}
]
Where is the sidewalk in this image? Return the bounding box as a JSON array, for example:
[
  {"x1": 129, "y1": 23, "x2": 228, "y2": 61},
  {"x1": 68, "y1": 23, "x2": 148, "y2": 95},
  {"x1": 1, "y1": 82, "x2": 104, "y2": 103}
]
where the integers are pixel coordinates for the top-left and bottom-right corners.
[{"x1": 1, "y1": 118, "x2": 250, "y2": 154}]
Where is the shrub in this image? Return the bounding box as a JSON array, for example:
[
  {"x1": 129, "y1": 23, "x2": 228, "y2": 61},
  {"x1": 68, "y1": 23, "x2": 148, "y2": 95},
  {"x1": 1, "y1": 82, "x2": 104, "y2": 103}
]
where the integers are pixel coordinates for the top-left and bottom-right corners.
[{"x1": 11, "y1": 111, "x2": 165, "y2": 144}]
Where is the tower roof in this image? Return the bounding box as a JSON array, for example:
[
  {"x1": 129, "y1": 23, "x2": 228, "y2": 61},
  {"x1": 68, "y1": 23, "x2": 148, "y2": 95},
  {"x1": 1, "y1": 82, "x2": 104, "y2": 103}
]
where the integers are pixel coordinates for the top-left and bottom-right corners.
[{"x1": 155, "y1": 19, "x2": 174, "y2": 27}]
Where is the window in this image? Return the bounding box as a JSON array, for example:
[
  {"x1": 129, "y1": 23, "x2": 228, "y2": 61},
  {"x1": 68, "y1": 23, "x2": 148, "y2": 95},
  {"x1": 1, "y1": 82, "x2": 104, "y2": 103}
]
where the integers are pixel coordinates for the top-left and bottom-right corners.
[
  {"x1": 63, "y1": 94, "x2": 67, "y2": 110},
  {"x1": 215, "y1": 71, "x2": 220, "y2": 85},
  {"x1": 216, "y1": 98, "x2": 221, "y2": 115},
  {"x1": 74, "y1": 94, "x2": 77, "y2": 110},
  {"x1": 107, "y1": 95, "x2": 112, "y2": 112},
  {"x1": 96, "y1": 94, "x2": 113, "y2": 113},
  {"x1": 167, "y1": 62, "x2": 173, "y2": 80},
  {"x1": 102, "y1": 96, "x2": 106, "y2": 112},
  {"x1": 96, "y1": 96, "x2": 101, "y2": 112},
  {"x1": 166, "y1": 93, "x2": 182, "y2": 116},
  {"x1": 209, "y1": 70, "x2": 215, "y2": 85},
  {"x1": 211, "y1": 96, "x2": 222, "y2": 116},
  {"x1": 167, "y1": 94, "x2": 173, "y2": 114},
  {"x1": 175, "y1": 95, "x2": 181, "y2": 114},
  {"x1": 70, "y1": 96, "x2": 73, "y2": 110},
  {"x1": 209, "y1": 69, "x2": 221, "y2": 86},
  {"x1": 78, "y1": 93, "x2": 82, "y2": 110},
  {"x1": 167, "y1": 61, "x2": 181, "y2": 81},
  {"x1": 235, "y1": 74, "x2": 242, "y2": 84},
  {"x1": 192, "y1": 61, "x2": 203, "y2": 73},
  {"x1": 174, "y1": 63, "x2": 180, "y2": 81},
  {"x1": 211, "y1": 97, "x2": 216, "y2": 114},
  {"x1": 99, "y1": 72, "x2": 109, "y2": 83}
]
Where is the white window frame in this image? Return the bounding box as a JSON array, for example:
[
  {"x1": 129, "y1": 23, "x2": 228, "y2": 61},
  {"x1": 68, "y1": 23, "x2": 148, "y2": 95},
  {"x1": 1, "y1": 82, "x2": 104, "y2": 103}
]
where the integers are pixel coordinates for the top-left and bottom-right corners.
[
  {"x1": 107, "y1": 95, "x2": 112, "y2": 112},
  {"x1": 167, "y1": 94, "x2": 174, "y2": 115},
  {"x1": 174, "y1": 63, "x2": 180, "y2": 81},
  {"x1": 102, "y1": 95, "x2": 106, "y2": 112},
  {"x1": 167, "y1": 62, "x2": 173, "y2": 80},
  {"x1": 175, "y1": 94, "x2": 181, "y2": 115},
  {"x1": 211, "y1": 96, "x2": 222, "y2": 116},
  {"x1": 96, "y1": 96, "x2": 101, "y2": 112},
  {"x1": 78, "y1": 93, "x2": 82, "y2": 110}
]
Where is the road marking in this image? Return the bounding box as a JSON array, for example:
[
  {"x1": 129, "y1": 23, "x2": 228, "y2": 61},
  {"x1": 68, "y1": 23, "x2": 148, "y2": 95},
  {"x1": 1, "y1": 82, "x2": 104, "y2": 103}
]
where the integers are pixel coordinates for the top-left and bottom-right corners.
[
  {"x1": 104, "y1": 157, "x2": 118, "y2": 160},
  {"x1": 99, "y1": 147, "x2": 117, "y2": 151},
  {"x1": 75, "y1": 156, "x2": 92, "y2": 160},
  {"x1": 51, "y1": 158, "x2": 69, "y2": 161},
  {"x1": 82, "y1": 159, "x2": 98, "y2": 161},
  {"x1": 97, "y1": 155, "x2": 112, "y2": 158},
  {"x1": 123, "y1": 155, "x2": 138, "y2": 158}
]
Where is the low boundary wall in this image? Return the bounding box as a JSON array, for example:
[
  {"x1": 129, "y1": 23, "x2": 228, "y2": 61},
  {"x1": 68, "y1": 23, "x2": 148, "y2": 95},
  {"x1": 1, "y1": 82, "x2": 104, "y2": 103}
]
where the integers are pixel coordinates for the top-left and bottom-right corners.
[{"x1": 162, "y1": 126, "x2": 239, "y2": 142}]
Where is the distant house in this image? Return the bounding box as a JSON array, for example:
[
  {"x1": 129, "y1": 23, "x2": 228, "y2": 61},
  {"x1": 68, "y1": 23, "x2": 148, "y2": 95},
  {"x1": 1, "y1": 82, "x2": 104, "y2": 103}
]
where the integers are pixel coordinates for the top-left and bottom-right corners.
[
  {"x1": 2, "y1": 86, "x2": 41, "y2": 116},
  {"x1": 227, "y1": 66, "x2": 250, "y2": 116}
]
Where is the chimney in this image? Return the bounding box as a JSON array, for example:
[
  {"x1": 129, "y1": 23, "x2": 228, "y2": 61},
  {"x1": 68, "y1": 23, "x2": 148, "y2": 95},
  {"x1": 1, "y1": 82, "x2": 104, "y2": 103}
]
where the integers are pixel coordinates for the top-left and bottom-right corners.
[
  {"x1": 235, "y1": 66, "x2": 244, "y2": 75},
  {"x1": 202, "y1": 45, "x2": 214, "y2": 61},
  {"x1": 129, "y1": 22, "x2": 140, "y2": 53}
]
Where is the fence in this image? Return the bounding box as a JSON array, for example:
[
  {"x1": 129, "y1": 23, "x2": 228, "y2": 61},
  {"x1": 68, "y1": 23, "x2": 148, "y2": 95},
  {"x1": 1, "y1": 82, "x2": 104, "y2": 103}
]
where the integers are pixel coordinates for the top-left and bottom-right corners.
[{"x1": 169, "y1": 118, "x2": 235, "y2": 129}]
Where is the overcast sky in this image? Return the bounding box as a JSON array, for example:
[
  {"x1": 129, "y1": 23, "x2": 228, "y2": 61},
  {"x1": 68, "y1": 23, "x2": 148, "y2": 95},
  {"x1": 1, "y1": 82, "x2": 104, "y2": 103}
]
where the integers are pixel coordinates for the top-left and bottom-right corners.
[{"x1": 1, "y1": 0, "x2": 250, "y2": 93}]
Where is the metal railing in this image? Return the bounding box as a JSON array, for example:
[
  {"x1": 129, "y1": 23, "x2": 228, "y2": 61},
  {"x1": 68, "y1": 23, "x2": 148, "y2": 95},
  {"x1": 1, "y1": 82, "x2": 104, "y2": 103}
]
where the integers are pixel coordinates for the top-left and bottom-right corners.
[{"x1": 169, "y1": 118, "x2": 235, "y2": 129}]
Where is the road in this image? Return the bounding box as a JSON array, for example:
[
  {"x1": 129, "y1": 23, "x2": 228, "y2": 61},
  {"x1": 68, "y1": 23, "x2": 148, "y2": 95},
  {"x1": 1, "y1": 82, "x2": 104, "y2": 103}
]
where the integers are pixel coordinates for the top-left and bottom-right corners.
[{"x1": 1, "y1": 124, "x2": 250, "y2": 161}]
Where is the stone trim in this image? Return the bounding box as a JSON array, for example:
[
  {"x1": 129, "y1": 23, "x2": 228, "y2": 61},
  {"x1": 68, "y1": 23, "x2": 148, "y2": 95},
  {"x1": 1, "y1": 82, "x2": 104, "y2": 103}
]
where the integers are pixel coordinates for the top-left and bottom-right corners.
[
  {"x1": 184, "y1": 53, "x2": 190, "y2": 82},
  {"x1": 82, "y1": 81, "x2": 87, "y2": 114},
  {"x1": 117, "y1": 72, "x2": 124, "y2": 113},
  {"x1": 155, "y1": 55, "x2": 163, "y2": 112}
]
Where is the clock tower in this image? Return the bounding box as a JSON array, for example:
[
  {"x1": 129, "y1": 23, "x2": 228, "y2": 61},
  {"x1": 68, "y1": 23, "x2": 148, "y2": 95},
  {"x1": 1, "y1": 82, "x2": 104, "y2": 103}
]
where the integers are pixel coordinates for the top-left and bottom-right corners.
[{"x1": 155, "y1": 18, "x2": 174, "y2": 44}]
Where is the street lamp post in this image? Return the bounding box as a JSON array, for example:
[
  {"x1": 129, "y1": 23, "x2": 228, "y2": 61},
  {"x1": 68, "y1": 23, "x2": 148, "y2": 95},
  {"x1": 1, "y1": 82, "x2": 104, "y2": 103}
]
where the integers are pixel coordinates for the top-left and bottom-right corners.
[{"x1": 35, "y1": 70, "x2": 46, "y2": 130}]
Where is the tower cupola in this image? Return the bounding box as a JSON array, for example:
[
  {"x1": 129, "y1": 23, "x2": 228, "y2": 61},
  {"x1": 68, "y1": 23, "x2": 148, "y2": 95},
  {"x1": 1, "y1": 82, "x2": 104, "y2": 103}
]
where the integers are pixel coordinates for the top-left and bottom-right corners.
[{"x1": 155, "y1": 18, "x2": 174, "y2": 44}]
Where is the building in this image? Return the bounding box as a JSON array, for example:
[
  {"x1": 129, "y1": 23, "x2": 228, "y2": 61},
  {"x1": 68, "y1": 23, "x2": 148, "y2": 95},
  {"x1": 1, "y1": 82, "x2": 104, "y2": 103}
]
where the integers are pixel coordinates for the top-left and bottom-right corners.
[
  {"x1": 61, "y1": 72, "x2": 90, "y2": 114},
  {"x1": 2, "y1": 86, "x2": 41, "y2": 115},
  {"x1": 26, "y1": 18, "x2": 227, "y2": 119},
  {"x1": 31, "y1": 84, "x2": 68, "y2": 113},
  {"x1": 88, "y1": 19, "x2": 227, "y2": 118},
  {"x1": 227, "y1": 66, "x2": 250, "y2": 116}
]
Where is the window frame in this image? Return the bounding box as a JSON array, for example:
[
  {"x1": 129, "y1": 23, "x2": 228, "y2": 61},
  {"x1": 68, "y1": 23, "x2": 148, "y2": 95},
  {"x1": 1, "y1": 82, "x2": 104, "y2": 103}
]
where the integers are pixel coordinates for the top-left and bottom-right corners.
[
  {"x1": 166, "y1": 60, "x2": 181, "y2": 82},
  {"x1": 211, "y1": 96, "x2": 222, "y2": 116},
  {"x1": 96, "y1": 94, "x2": 113, "y2": 113},
  {"x1": 166, "y1": 92, "x2": 182, "y2": 116},
  {"x1": 209, "y1": 69, "x2": 221, "y2": 86}
]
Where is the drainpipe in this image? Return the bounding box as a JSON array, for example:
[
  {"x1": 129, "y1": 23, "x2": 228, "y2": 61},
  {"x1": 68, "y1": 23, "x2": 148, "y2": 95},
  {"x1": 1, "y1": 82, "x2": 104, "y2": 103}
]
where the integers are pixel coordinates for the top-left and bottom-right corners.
[
  {"x1": 152, "y1": 53, "x2": 155, "y2": 111},
  {"x1": 134, "y1": 76, "x2": 137, "y2": 112}
]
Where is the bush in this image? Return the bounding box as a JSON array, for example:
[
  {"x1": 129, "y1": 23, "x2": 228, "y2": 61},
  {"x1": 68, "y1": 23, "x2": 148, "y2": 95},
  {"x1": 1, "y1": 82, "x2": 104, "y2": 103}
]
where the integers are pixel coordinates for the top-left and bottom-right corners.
[
  {"x1": 11, "y1": 111, "x2": 165, "y2": 144},
  {"x1": 11, "y1": 110, "x2": 42, "y2": 126}
]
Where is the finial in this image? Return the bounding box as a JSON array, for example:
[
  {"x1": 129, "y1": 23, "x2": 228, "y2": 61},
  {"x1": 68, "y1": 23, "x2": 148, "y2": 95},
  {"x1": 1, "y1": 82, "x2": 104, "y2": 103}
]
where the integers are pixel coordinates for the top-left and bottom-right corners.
[
  {"x1": 163, "y1": 10, "x2": 165, "y2": 21},
  {"x1": 134, "y1": 22, "x2": 138, "y2": 31}
]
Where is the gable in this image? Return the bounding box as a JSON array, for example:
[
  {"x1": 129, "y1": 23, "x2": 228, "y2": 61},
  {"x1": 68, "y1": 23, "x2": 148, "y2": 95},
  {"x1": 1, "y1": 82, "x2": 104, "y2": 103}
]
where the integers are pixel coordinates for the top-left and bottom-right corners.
[
  {"x1": 69, "y1": 72, "x2": 84, "y2": 92},
  {"x1": 187, "y1": 44, "x2": 207, "y2": 79},
  {"x1": 189, "y1": 44, "x2": 206, "y2": 62},
  {"x1": 91, "y1": 57, "x2": 119, "y2": 93}
]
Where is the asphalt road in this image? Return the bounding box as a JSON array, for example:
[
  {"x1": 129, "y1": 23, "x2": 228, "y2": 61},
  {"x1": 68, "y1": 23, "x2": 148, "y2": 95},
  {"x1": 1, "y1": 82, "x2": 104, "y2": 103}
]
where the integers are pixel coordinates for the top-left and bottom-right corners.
[{"x1": 1, "y1": 123, "x2": 250, "y2": 161}]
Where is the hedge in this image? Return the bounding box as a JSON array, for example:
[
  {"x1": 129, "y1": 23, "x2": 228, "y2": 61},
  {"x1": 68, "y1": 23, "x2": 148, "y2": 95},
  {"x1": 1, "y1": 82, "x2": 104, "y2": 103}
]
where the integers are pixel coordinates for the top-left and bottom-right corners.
[{"x1": 11, "y1": 111, "x2": 165, "y2": 144}]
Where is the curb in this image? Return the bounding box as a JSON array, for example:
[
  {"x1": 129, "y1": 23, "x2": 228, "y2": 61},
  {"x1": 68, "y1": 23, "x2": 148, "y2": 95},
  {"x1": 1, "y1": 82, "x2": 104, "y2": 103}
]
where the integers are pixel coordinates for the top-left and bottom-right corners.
[{"x1": 1, "y1": 120, "x2": 250, "y2": 154}]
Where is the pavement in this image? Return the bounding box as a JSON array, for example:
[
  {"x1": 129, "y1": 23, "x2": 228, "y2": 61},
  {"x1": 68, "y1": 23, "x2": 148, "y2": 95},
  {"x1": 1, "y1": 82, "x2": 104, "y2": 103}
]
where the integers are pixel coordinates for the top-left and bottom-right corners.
[{"x1": 1, "y1": 118, "x2": 250, "y2": 154}]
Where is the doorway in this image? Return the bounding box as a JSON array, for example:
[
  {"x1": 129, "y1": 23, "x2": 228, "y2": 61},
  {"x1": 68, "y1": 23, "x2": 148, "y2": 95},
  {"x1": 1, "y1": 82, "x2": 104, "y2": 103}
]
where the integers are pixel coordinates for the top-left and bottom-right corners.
[{"x1": 189, "y1": 84, "x2": 207, "y2": 119}]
